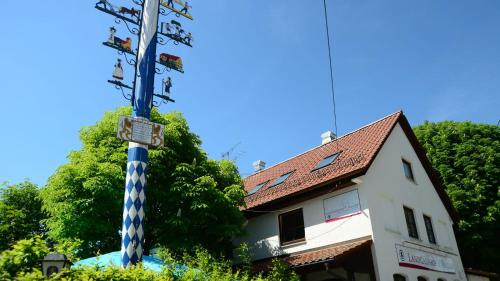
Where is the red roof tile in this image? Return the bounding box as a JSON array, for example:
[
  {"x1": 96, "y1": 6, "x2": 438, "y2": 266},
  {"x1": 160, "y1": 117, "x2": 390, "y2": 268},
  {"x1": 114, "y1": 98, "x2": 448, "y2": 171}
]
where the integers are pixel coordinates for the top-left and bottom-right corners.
[{"x1": 243, "y1": 112, "x2": 402, "y2": 209}]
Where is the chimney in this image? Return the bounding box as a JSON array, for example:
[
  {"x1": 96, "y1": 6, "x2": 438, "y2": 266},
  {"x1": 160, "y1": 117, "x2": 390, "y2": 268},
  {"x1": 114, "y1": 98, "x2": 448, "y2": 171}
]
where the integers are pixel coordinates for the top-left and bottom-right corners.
[
  {"x1": 321, "y1": 131, "x2": 336, "y2": 144},
  {"x1": 252, "y1": 160, "x2": 266, "y2": 172}
]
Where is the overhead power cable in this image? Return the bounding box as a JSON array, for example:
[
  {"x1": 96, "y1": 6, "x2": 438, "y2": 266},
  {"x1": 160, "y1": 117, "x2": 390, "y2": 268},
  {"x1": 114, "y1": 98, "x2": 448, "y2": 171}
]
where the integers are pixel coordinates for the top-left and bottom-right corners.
[{"x1": 322, "y1": 0, "x2": 339, "y2": 138}]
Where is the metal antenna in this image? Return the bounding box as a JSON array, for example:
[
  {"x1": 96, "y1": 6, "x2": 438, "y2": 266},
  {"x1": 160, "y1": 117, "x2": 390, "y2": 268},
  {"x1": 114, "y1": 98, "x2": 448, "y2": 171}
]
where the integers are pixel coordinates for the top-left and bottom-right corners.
[{"x1": 221, "y1": 141, "x2": 242, "y2": 161}]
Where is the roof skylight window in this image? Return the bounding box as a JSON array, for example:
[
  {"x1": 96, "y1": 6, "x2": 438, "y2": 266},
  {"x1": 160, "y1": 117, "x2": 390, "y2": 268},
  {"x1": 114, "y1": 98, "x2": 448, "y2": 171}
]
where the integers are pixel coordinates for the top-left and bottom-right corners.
[
  {"x1": 312, "y1": 152, "x2": 340, "y2": 171},
  {"x1": 247, "y1": 181, "x2": 269, "y2": 196},
  {"x1": 269, "y1": 171, "x2": 294, "y2": 188}
]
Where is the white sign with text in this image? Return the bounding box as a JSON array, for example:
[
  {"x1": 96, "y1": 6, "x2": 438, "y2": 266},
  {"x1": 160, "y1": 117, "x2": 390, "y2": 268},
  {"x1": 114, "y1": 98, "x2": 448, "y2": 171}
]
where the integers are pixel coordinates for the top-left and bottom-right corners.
[
  {"x1": 323, "y1": 189, "x2": 361, "y2": 222},
  {"x1": 396, "y1": 244, "x2": 456, "y2": 273}
]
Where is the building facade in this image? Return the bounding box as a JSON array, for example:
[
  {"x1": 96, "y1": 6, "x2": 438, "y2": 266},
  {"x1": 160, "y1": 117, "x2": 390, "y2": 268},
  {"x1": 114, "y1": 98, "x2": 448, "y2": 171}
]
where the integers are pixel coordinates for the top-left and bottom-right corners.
[{"x1": 236, "y1": 112, "x2": 466, "y2": 281}]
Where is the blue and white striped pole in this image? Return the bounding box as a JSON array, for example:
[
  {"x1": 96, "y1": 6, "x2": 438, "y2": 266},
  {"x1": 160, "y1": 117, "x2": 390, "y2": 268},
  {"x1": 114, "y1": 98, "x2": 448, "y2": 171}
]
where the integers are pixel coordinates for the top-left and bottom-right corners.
[{"x1": 121, "y1": 0, "x2": 159, "y2": 268}]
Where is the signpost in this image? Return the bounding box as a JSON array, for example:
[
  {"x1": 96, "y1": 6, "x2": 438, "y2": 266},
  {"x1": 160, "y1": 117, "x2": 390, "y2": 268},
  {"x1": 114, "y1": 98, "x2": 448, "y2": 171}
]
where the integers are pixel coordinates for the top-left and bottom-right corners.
[{"x1": 95, "y1": 0, "x2": 194, "y2": 268}]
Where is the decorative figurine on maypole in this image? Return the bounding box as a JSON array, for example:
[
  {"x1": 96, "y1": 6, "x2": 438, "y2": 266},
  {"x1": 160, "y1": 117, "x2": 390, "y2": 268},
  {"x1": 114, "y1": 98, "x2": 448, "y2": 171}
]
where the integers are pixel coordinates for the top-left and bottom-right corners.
[
  {"x1": 104, "y1": 27, "x2": 134, "y2": 54},
  {"x1": 113, "y1": 58, "x2": 124, "y2": 81},
  {"x1": 109, "y1": 59, "x2": 133, "y2": 90},
  {"x1": 158, "y1": 53, "x2": 184, "y2": 73},
  {"x1": 95, "y1": 0, "x2": 194, "y2": 268},
  {"x1": 96, "y1": 0, "x2": 141, "y2": 25},
  {"x1": 159, "y1": 20, "x2": 193, "y2": 47},
  {"x1": 160, "y1": 0, "x2": 194, "y2": 20},
  {"x1": 164, "y1": 77, "x2": 172, "y2": 98}
]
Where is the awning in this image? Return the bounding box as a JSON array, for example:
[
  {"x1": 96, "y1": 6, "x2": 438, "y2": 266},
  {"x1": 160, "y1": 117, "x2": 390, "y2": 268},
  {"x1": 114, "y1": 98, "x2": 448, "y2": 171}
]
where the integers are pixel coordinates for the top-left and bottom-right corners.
[
  {"x1": 252, "y1": 238, "x2": 372, "y2": 271},
  {"x1": 286, "y1": 238, "x2": 372, "y2": 267}
]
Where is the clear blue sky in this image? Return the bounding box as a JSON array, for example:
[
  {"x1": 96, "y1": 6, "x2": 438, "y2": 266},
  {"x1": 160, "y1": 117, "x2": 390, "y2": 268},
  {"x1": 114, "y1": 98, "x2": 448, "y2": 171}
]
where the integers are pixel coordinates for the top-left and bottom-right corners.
[{"x1": 0, "y1": 0, "x2": 498, "y2": 185}]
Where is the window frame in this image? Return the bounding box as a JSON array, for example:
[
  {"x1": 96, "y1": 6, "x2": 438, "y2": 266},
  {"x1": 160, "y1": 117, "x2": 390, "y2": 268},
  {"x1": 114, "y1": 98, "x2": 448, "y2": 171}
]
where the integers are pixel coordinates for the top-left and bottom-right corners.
[
  {"x1": 423, "y1": 214, "x2": 437, "y2": 244},
  {"x1": 403, "y1": 206, "x2": 419, "y2": 239},
  {"x1": 402, "y1": 158, "x2": 415, "y2": 182},
  {"x1": 268, "y1": 171, "x2": 294, "y2": 188},
  {"x1": 247, "y1": 180, "x2": 269, "y2": 196},
  {"x1": 311, "y1": 152, "x2": 341, "y2": 172},
  {"x1": 278, "y1": 208, "x2": 305, "y2": 246}
]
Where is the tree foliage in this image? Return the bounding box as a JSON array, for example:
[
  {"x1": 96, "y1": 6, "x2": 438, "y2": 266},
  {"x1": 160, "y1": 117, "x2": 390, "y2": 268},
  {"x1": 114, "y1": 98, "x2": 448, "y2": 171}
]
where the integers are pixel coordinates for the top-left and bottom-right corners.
[
  {"x1": 0, "y1": 181, "x2": 46, "y2": 251},
  {"x1": 414, "y1": 121, "x2": 500, "y2": 271},
  {"x1": 41, "y1": 107, "x2": 246, "y2": 258}
]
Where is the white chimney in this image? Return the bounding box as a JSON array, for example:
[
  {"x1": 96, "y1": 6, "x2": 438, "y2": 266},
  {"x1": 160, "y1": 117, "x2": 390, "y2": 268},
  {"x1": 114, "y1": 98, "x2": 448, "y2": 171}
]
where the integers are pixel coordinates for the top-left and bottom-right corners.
[
  {"x1": 321, "y1": 131, "x2": 336, "y2": 144},
  {"x1": 252, "y1": 160, "x2": 266, "y2": 172}
]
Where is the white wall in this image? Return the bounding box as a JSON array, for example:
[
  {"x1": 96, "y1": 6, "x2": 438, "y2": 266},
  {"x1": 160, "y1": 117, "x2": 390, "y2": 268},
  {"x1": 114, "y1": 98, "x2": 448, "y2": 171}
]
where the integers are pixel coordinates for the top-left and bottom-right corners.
[
  {"x1": 362, "y1": 123, "x2": 466, "y2": 281},
  {"x1": 235, "y1": 185, "x2": 373, "y2": 261}
]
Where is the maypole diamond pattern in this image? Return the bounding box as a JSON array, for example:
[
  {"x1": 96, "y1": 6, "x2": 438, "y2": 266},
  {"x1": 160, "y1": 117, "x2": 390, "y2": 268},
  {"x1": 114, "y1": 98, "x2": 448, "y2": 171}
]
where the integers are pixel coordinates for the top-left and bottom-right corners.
[
  {"x1": 117, "y1": 0, "x2": 159, "y2": 269},
  {"x1": 121, "y1": 157, "x2": 147, "y2": 268}
]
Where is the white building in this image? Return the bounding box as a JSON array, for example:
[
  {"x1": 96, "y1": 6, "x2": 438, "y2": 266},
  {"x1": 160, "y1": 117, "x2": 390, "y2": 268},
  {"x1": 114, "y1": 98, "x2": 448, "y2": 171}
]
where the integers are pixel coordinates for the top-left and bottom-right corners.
[{"x1": 236, "y1": 112, "x2": 466, "y2": 281}]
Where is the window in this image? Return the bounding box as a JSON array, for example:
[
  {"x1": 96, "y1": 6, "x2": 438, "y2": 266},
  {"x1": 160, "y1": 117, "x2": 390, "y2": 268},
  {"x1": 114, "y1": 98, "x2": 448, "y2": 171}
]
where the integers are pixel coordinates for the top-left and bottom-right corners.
[
  {"x1": 247, "y1": 181, "x2": 268, "y2": 196},
  {"x1": 403, "y1": 206, "x2": 419, "y2": 239},
  {"x1": 278, "y1": 209, "x2": 305, "y2": 245},
  {"x1": 312, "y1": 152, "x2": 340, "y2": 171},
  {"x1": 417, "y1": 277, "x2": 428, "y2": 281},
  {"x1": 423, "y1": 215, "x2": 436, "y2": 244},
  {"x1": 402, "y1": 159, "x2": 415, "y2": 181},
  {"x1": 269, "y1": 171, "x2": 294, "y2": 188},
  {"x1": 393, "y1": 274, "x2": 406, "y2": 281}
]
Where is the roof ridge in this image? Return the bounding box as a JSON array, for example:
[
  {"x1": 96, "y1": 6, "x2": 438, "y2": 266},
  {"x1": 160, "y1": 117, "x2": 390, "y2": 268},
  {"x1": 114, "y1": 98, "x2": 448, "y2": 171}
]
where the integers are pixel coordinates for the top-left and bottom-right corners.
[{"x1": 246, "y1": 111, "x2": 402, "y2": 179}]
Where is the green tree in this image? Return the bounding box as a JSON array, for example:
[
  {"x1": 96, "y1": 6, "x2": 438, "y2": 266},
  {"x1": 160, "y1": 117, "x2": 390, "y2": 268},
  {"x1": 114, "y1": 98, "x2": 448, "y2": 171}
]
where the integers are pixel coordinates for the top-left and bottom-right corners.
[
  {"x1": 0, "y1": 181, "x2": 46, "y2": 251},
  {"x1": 41, "y1": 107, "x2": 246, "y2": 258},
  {"x1": 414, "y1": 121, "x2": 500, "y2": 271}
]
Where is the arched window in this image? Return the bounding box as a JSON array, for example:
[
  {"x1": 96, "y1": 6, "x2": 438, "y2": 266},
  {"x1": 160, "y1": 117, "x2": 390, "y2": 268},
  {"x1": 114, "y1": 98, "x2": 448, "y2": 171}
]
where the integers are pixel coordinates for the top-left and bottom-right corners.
[
  {"x1": 417, "y1": 276, "x2": 428, "y2": 281},
  {"x1": 393, "y1": 274, "x2": 406, "y2": 281}
]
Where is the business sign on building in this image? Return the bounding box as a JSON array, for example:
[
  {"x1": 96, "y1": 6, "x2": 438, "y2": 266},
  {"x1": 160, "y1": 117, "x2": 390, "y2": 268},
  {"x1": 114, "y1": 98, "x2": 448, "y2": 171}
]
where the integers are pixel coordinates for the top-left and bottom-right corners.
[
  {"x1": 323, "y1": 189, "x2": 361, "y2": 222},
  {"x1": 117, "y1": 116, "x2": 164, "y2": 147},
  {"x1": 396, "y1": 244, "x2": 456, "y2": 273}
]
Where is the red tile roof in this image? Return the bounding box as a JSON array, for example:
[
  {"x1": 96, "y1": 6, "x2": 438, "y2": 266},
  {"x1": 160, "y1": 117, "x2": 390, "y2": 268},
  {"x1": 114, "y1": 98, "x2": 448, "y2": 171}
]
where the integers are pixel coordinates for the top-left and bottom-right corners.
[
  {"x1": 285, "y1": 238, "x2": 372, "y2": 266},
  {"x1": 243, "y1": 111, "x2": 402, "y2": 209},
  {"x1": 243, "y1": 111, "x2": 459, "y2": 222}
]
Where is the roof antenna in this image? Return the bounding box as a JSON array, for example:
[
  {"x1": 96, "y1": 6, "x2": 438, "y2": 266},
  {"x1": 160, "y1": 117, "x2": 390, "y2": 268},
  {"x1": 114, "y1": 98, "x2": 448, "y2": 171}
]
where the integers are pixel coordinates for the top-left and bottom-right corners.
[
  {"x1": 221, "y1": 141, "x2": 244, "y2": 162},
  {"x1": 323, "y1": 0, "x2": 339, "y2": 142}
]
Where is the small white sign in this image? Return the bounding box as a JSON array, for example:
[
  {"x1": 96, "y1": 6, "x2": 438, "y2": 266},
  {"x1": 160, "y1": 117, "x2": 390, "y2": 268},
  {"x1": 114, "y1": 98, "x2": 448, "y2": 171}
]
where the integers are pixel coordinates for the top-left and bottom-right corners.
[
  {"x1": 396, "y1": 244, "x2": 456, "y2": 273},
  {"x1": 117, "y1": 116, "x2": 164, "y2": 147},
  {"x1": 323, "y1": 189, "x2": 361, "y2": 222},
  {"x1": 132, "y1": 121, "x2": 153, "y2": 144}
]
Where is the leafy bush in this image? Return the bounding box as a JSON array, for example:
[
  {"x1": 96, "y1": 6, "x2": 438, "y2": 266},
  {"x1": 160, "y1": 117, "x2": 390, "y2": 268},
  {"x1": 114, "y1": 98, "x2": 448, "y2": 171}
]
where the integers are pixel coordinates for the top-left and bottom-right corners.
[
  {"x1": 0, "y1": 236, "x2": 49, "y2": 279},
  {"x1": 0, "y1": 238, "x2": 299, "y2": 281}
]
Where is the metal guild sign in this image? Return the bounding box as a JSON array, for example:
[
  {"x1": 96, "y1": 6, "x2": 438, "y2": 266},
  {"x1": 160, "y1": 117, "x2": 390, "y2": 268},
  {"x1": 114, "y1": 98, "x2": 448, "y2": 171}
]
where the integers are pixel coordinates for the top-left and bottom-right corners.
[{"x1": 117, "y1": 116, "x2": 164, "y2": 147}]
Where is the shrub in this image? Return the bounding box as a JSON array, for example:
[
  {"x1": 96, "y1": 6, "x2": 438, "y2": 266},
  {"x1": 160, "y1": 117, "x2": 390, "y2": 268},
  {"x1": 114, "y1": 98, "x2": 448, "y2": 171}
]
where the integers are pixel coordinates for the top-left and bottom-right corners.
[{"x1": 0, "y1": 238, "x2": 299, "y2": 281}]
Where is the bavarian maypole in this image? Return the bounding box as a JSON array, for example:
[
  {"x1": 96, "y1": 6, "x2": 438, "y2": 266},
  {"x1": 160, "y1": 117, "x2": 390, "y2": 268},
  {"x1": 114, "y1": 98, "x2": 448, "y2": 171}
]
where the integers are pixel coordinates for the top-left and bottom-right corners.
[{"x1": 95, "y1": 0, "x2": 194, "y2": 268}]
